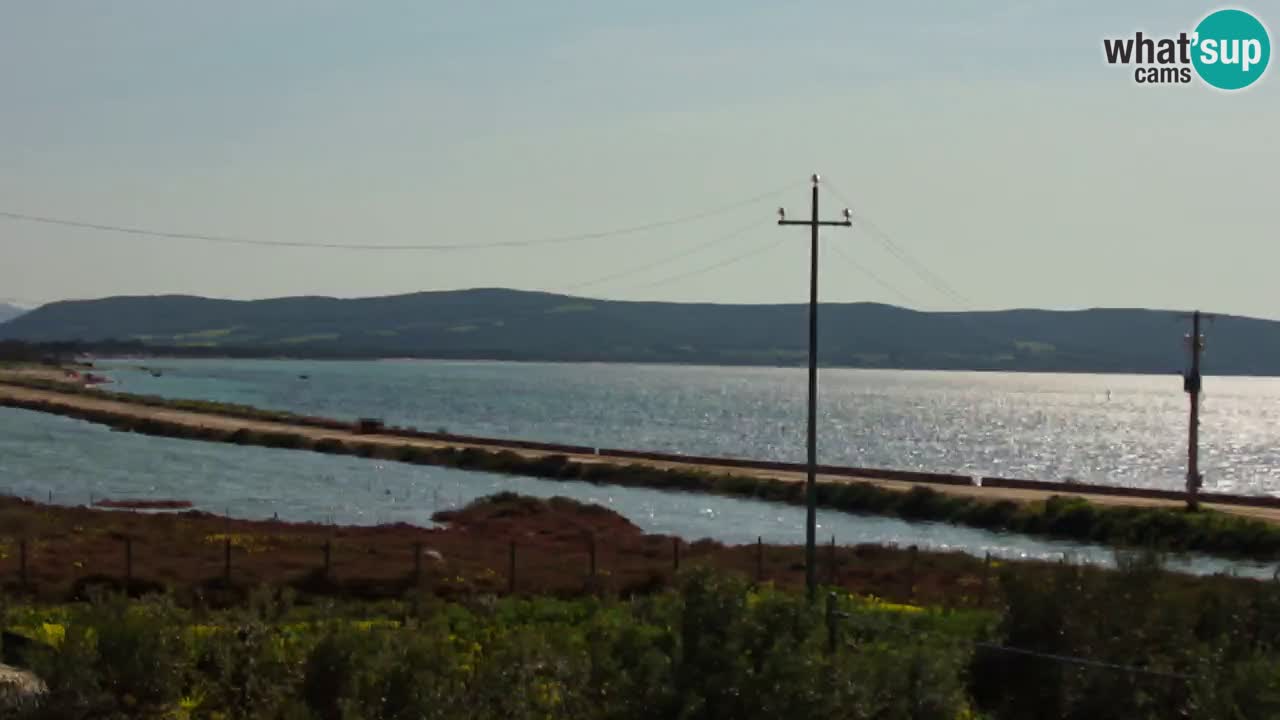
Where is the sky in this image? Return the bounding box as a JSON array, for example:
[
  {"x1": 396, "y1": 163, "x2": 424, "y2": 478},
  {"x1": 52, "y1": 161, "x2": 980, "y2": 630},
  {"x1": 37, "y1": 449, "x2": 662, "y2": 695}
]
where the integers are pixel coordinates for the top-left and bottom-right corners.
[{"x1": 1, "y1": 1, "x2": 1278, "y2": 318}]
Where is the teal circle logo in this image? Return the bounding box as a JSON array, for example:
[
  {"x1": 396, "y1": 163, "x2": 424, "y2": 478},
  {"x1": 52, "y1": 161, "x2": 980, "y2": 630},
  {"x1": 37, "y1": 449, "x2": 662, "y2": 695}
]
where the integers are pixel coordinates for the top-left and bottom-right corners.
[{"x1": 1192, "y1": 9, "x2": 1271, "y2": 90}]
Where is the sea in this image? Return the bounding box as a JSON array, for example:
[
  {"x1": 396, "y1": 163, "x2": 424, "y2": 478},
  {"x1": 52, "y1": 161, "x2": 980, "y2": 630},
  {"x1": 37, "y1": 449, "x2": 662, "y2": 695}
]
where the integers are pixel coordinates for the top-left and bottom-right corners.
[
  {"x1": 1, "y1": 358, "x2": 1276, "y2": 575},
  {"x1": 93, "y1": 359, "x2": 1280, "y2": 495}
]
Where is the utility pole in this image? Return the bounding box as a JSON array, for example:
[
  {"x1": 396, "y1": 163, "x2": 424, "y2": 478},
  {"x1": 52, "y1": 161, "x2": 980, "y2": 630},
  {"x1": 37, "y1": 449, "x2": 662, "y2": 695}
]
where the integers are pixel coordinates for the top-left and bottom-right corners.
[
  {"x1": 777, "y1": 174, "x2": 852, "y2": 603},
  {"x1": 1181, "y1": 310, "x2": 1212, "y2": 511}
]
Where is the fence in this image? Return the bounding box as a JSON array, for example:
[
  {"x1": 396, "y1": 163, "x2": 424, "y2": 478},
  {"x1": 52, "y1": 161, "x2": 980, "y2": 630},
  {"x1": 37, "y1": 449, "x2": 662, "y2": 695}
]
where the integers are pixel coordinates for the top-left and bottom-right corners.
[
  {"x1": 0, "y1": 529, "x2": 1003, "y2": 610},
  {"x1": 1, "y1": 529, "x2": 1224, "y2": 693}
]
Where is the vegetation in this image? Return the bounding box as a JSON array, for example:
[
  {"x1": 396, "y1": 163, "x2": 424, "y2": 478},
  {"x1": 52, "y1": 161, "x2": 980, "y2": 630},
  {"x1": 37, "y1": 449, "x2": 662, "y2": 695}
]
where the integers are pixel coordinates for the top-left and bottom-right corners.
[
  {"x1": 4, "y1": 288, "x2": 1280, "y2": 373},
  {"x1": 0, "y1": 489, "x2": 1034, "y2": 609},
  {"x1": 5, "y1": 557, "x2": 1280, "y2": 719}
]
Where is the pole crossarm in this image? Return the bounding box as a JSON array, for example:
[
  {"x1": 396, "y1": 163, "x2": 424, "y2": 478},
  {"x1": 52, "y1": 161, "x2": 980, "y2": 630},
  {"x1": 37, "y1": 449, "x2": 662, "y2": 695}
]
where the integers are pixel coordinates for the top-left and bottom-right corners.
[
  {"x1": 775, "y1": 173, "x2": 854, "y2": 604},
  {"x1": 778, "y1": 220, "x2": 854, "y2": 227}
]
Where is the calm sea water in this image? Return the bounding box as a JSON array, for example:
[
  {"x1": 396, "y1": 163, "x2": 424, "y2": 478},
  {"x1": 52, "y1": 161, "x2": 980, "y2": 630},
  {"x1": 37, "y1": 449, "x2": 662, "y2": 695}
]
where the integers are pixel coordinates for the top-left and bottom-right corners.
[
  {"x1": 96, "y1": 359, "x2": 1280, "y2": 495},
  {"x1": 0, "y1": 405, "x2": 1270, "y2": 577}
]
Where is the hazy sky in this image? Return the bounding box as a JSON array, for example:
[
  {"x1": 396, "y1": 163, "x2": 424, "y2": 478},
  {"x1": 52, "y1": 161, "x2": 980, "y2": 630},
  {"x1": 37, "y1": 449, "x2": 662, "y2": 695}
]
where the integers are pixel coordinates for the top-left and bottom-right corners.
[{"x1": 2, "y1": 1, "x2": 1277, "y2": 317}]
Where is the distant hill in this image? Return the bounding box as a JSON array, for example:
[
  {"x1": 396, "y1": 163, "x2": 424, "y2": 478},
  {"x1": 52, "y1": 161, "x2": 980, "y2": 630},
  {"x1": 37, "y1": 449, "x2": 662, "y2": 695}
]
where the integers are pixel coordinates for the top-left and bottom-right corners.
[
  {"x1": 0, "y1": 303, "x2": 26, "y2": 325},
  {"x1": 1, "y1": 288, "x2": 1275, "y2": 375}
]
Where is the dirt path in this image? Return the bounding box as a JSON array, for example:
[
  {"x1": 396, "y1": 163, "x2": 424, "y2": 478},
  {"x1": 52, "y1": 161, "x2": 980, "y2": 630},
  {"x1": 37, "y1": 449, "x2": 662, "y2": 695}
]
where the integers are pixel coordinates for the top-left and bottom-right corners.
[{"x1": 3, "y1": 378, "x2": 1280, "y2": 525}]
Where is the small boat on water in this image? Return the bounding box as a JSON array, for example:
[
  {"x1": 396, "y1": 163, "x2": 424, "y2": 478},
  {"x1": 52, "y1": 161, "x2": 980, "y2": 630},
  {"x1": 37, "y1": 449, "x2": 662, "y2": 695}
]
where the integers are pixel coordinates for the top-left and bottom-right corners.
[
  {"x1": 298, "y1": 374, "x2": 310, "y2": 380},
  {"x1": 150, "y1": 370, "x2": 163, "y2": 378}
]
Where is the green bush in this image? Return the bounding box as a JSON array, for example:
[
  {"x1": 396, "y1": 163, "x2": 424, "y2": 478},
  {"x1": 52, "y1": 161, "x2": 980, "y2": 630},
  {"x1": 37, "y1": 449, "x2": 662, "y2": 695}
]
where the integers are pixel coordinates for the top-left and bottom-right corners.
[
  {"x1": 17, "y1": 561, "x2": 1280, "y2": 719},
  {"x1": 312, "y1": 438, "x2": 349, "y2": 455}
]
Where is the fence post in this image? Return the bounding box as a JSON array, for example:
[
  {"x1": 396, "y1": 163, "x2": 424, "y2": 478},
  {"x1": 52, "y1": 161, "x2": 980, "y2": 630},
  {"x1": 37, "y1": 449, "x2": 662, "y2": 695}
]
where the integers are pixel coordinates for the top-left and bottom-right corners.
[
  {"x1": 981, "y1": 552, "x2": 991, "y2": 606},
  {"x1": 413, "y1": 541, "x2": 423, "y2": 585},
  {"x1": 588, "y1": 533, "x2": 597, "y2": 579},
  {"x1": 224, "y1": 537, "x2": 232, "y2": 583},
  {"x1": 673, "y1": 537, "x2": 680, "y2": 572},
  {"x1": 19, "y1": 538, "x2": 28, "y2": 587},
  {"x1": 828, "y1": 535, "x2": 837, "y2": 586},
  {"x1": 747, "y1": 532, "x2": 757, "y2": 584},
  {"x1": 322, "y1": 539, "x2": 332, "y2": 580},
  {"x1": 125, "y1": 536, "x2": 133, "y2": 583},
  {"x1": 907, "y1": 545, "x2": 918, "y2": 599},
  {"x1": 508, "y1": 540, "x2": 516, "y2": 594},
  {"x1": 826, "y1": 591, "x2": 838, "y2": 654}
]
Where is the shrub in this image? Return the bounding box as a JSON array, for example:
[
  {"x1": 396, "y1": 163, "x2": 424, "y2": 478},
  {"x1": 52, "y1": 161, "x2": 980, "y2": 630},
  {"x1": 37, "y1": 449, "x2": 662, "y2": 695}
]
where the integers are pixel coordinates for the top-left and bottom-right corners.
[{"x1": 312, "y1": 438, "x2": 349, "y2": 455}]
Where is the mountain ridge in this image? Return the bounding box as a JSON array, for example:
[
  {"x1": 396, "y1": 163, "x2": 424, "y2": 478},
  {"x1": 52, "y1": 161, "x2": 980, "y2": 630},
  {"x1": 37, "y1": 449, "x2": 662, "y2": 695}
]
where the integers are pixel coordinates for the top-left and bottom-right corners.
[
  {"x1": 1, "y1": 288, "x2": 1274, "y2": 375},
  {"x1": 0, "y1": 303, "x2": 26, "y2": 325}
]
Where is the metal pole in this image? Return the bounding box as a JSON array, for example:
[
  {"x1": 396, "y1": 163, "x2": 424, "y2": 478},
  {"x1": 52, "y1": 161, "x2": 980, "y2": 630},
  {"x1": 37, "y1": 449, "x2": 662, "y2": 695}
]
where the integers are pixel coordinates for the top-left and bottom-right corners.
[
  {"x1": 224, "y1": 537, "x2": 232, "y2": 583},
  {"x1": 778, "y1": 174, "x2": 852, "y2": 604},
  {"x1": 1186, "y1": 310, "x2": 1203, "y2": 511},
  {"x1": 805, "y1": 179, "x2": 820, "y2": 603},
  {"x1": 673, "y1": 537, "x2": 680, "y2": 572}
]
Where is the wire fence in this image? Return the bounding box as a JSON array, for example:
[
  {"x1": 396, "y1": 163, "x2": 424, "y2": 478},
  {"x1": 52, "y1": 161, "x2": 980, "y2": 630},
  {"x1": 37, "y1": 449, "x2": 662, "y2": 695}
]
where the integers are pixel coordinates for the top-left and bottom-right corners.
[
  {"x1": 0, "y1": 527, "x2": 1224, "y2": 687},
  {"x1": 0, "y1": 521, "x2": 1005, "y2": 609}
]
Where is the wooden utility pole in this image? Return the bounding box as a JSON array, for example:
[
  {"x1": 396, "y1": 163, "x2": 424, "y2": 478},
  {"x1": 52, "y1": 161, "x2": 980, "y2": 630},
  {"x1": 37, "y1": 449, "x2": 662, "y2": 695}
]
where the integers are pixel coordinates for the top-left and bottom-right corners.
[
  {"x1": 1182, "y1": 310, "x2": 1211, "y2": 511},
  {"x1": 777, "y1": 174, "x2": 853, "y2": 603}
]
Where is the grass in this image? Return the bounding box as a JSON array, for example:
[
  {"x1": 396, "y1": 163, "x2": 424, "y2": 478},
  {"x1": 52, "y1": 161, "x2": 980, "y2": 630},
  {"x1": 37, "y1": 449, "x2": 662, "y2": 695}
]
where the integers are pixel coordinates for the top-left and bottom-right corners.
[
  {"x1": 7, "y1": 556, "x2": 1280, "y2": 719},
  {"x1": 172, "y1": 328, "x2": 238, "y2": 340},
  {"x1": 276, "y1": 334, "x2": 341, "y2": 345},
  {"x1": 1, "y1": 571, "x2": 987, "y2": 719}
]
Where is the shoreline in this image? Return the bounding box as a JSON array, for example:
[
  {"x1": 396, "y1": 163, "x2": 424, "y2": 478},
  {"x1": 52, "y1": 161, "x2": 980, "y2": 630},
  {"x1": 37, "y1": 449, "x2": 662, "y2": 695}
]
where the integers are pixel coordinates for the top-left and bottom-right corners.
[
  {"x1": 0, "y1": 368, "x2": 1274, "y2": 513},
  {"x1": 0, "y1": 491, "x2": 1266, "y2": 606},
  {"x1": 90, "y1": 352, "x2": 1280, "y2": 378},
  {"x1": 5, "y1": 370, "x2": 1280, "y2": 560},
  {"x1": 0, "y1": 491, "x2": 997, "y2": 605},
  {"x1": 11, "y1": 345, "x2": 1279, "y2": 378}
]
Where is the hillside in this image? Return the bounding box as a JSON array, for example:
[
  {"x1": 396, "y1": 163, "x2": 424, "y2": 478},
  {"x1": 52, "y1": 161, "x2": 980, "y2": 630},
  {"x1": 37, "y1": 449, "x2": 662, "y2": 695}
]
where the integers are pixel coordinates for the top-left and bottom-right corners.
[
  {"x1": 0, "y1": 303, "x2": 26, "y2": 325},
  {"x1": 1, "y1": 288, "x2": 1275, "y2": 374}
]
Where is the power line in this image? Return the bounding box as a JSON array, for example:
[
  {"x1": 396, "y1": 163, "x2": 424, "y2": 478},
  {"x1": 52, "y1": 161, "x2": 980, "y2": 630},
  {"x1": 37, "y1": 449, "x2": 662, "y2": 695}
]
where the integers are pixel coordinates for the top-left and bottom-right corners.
[
  {"x1": 974, "y1": 643, "x2": 1197, "y2": 681},
  {"x1": 0, "y1": 183, "x2": 796, "y2": 253},
  {"x1": 820, "y1": 179, "x2": 974, "y2": 307},
  {"x1": 826, "y1": 239, "x2": 921, "y2": 307},
  {"x1": 615, "y1": 231, "x2": 783, "y2": 292},
  {"x1": 561, "y1": 219, "x2": 762, "y2": 292},
  {"x1": 819, "y1": 179, "x2": 1028, "y2": 352}
]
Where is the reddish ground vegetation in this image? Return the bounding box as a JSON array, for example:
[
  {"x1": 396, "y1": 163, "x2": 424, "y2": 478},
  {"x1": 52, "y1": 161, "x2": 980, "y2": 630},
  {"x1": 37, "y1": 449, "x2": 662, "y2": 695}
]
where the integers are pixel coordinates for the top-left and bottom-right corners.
[
  {"x1": 0, "y1": 492, "x2": 1239, "y2": 609},
  {"x1": 432, "y1": 492, "x2": 645, "y2": 542}
]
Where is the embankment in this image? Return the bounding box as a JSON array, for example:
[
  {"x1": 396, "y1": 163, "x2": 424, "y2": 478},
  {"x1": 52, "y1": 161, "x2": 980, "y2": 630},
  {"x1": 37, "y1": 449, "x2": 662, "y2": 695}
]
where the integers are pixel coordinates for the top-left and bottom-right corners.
[{"x1": 4, "y1": 379, "x2": 1280, "y2": 561}]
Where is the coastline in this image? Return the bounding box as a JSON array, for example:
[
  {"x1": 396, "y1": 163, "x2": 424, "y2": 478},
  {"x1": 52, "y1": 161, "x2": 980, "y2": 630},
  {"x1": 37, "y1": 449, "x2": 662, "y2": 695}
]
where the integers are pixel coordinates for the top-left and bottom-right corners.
[
  {"x1": 0, "y1": 366, "x2": 1270, "y2": 514},
  {"x1": 5, "y1": 368, "x2": 1280, "y2": 560},
  {"x1": 0, "y1": 491, "x2": 1264, "y2": 606}
]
